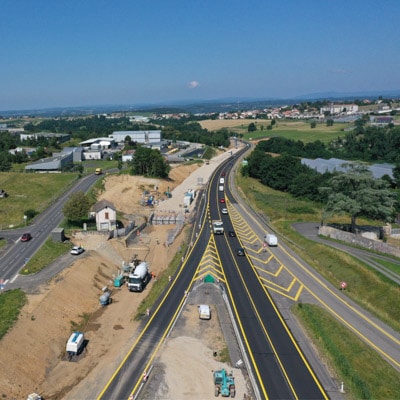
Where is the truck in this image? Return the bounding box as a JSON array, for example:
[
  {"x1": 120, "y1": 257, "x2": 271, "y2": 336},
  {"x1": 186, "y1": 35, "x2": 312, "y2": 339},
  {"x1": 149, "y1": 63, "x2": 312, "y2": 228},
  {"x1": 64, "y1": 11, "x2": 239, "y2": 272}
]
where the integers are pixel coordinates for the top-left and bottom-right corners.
[
  {"x1": 66, "y1": 331, "x2": 85, "y2": 359},
  {"x1": 127, "y1": 261, "x2": 150, "y2": 292},
  {"x1": 212, "y1": 220, "x2": 224, "y2": 235},
  {"x1": 265, "y1": 233, "x2": 278, "y2": 246}
]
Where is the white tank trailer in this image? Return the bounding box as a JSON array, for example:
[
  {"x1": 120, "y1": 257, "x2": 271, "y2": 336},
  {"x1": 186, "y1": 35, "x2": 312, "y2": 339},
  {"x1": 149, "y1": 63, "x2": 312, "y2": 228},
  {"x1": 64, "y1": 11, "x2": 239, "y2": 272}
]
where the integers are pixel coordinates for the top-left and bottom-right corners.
[{"x1": 128, "y1": 261, "x2": 150, "y2": 292}]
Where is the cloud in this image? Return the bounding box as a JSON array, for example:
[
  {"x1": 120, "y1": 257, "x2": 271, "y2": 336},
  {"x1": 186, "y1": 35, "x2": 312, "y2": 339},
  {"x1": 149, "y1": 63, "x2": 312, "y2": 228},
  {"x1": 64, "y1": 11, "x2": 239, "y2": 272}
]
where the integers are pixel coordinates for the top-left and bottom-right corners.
[
  {"x1": 187, "y1": 80, "x2": 200, "y2": 89},
  {"x1": 331, "y1": 68, "x2": 351, "y2": 75}
]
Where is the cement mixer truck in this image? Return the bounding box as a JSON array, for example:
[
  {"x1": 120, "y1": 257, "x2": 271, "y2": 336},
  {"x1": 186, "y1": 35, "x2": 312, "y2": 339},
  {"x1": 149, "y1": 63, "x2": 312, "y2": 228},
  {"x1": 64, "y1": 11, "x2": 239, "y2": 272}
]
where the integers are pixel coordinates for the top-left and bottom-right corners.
[{"x1": 128, "y1": 261, "x2": 150, "y2": 292}]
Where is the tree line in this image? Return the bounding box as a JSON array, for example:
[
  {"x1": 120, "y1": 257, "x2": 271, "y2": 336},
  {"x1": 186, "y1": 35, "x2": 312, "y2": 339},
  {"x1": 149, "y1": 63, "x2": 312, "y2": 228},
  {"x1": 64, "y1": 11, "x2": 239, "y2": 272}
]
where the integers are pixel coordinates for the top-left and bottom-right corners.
[
  {"x1": 244, "y1": 140, "x2": 400, "y2": 231},
  {"x1": 259, "y1": 125, "x2": 400, "y2": 163}
]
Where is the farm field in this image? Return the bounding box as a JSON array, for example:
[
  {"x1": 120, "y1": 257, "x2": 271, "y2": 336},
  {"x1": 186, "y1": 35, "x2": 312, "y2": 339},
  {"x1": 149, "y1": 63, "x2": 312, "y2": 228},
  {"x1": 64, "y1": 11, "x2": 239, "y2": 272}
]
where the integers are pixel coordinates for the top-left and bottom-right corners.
[{"x1": 200, "y1": 118, "x2": 348, "y2": 144}]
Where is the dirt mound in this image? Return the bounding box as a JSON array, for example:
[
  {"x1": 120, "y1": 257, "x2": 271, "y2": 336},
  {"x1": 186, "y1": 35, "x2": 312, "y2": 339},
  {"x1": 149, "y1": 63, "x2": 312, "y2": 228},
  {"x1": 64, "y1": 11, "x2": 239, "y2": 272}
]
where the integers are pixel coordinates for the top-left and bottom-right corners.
[{"x1": 0, "y1": 161, "x2": 248, "y2": 400}]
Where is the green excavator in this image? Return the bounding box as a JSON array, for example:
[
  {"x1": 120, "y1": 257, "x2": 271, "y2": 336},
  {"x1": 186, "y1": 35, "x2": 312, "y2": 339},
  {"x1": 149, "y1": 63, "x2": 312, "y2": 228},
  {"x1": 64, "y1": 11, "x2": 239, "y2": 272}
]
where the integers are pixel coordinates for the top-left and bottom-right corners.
[{"x1": 213, "y1": 368, "x2": 235, "y2": 397}]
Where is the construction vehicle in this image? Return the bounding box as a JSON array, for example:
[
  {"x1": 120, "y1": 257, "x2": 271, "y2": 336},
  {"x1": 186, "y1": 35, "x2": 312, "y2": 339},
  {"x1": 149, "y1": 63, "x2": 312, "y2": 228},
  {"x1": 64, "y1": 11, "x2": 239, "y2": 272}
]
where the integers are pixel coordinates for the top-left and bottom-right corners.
[
  {"x1": 127, "y1": 261, "x2": 150, "y2": 292},
  {"x1": 212, "y1": 220, "x2": 224, "y2": 235},
  {"x1": 213, "y1": 369, "x2": 235, "y2": 397},
  {"x1": 66, "y1": 331, "x2": 85, "y2": 360},
  {"x1": 27, "y1": 394, "x2": 42, "y2": 400},
  {"x1": 99, "y1": 289, "x2": 112, "y2": 306}
]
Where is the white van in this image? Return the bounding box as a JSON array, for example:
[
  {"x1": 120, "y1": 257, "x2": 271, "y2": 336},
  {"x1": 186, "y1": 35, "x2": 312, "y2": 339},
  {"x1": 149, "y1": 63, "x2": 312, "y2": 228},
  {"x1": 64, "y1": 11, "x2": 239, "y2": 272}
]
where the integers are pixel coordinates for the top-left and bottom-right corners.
[
  {"x1": 198, "y1": 304, "x2": 211, "y2": 320},
  {"x1": 265, "y1": 233, "x2": 278, "y2": 246},
  {"x1": 219, "y1": 185, "x2": 224, "y2": 192}
]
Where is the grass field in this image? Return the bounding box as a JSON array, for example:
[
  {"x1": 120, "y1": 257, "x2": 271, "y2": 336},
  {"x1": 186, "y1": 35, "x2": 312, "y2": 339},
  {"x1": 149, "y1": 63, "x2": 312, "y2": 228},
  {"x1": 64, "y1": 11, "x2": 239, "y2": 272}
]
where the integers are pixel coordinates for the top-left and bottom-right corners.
[
  {"x1": 0, "y1": 172, "x2": 79, "y2": 228},
  {"x1": 200, "y1": 118, "x2": 348, "y2": 144}
]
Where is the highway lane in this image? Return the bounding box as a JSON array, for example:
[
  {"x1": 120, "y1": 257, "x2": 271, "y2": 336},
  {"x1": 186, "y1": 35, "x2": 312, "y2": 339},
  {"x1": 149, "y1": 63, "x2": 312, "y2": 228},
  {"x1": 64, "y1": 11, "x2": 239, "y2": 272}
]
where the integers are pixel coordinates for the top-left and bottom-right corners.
[
  {"x1": 0, "y1": 173, "x2": 101, "y2": 286},
  {"x1": 223, "y1": 165, "x2": 400, "y2": 374},
  {"x1": 97, "y1": 186, "x2": 211, "y2": 399},
  {"x1": 211, "y1": 167, "x2": 327, "y2": 399}
]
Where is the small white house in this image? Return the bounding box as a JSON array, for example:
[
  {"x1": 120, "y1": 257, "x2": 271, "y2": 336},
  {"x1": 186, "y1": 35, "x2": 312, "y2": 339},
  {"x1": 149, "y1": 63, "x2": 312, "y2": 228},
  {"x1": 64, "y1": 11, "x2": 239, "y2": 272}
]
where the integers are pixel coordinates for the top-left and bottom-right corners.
[{"x1": 93, "y1": 199, "x2": 117, "y2": 231}]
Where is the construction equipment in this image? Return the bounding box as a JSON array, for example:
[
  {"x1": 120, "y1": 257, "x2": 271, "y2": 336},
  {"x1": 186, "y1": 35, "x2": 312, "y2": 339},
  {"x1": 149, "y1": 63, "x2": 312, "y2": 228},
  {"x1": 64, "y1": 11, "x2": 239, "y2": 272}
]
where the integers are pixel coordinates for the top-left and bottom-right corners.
[
  {"x1": 27, "y1": 394, "x2": 42, "y2": 400},
  {"x1": 213, "y1": 369, "x2": 235, "y2": 397},
  {"x1": 164, "y1": 186, "x2": 172, "y2": 198}
]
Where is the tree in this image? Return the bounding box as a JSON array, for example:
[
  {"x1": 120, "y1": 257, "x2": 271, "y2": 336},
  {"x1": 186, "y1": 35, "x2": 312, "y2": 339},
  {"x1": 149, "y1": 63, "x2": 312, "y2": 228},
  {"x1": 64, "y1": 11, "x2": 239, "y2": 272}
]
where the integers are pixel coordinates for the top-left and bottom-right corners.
[
  {"x1": 248, "y1": 122, "x2": 257, "y2": 132},
  {"x1": 320, "y1": 165, "x2": 396, "y2": 232},
  {"x1": 130, "y1": 146, "x2": 170, "y2": 178},
  {"x1": 310, "y1": 121, "x2": 317, "y2": 128},
  {"x1": 62, "y1": 191, "x2": 91, "y2": 222}
]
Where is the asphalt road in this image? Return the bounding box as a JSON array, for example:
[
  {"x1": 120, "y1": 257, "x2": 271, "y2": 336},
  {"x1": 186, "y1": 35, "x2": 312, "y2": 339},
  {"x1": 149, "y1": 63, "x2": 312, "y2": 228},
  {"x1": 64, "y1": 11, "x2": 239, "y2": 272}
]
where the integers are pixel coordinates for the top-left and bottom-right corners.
[{"x1": 0, "y1": 173, "x2": 101, "y2": 288}]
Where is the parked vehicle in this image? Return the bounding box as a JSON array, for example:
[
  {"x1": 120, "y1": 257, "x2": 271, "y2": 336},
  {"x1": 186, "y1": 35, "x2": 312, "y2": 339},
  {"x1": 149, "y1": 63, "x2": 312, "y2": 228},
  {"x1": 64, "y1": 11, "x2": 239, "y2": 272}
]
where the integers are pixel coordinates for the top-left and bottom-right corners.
[
  {"x1": 71, "y1": 246, "x2": 84, "y2": 255},
  {"x1": 66, "y1": 331, "x2": 85, "y2": 359},
  {"x1": 127, "y1": 261, "x2": 150, "y2": 292},
  {"x1": 265, "y1": 233, "x2": 278, "y2": 246},
  {"x1": 21, "y1": 233, "x2": 32, "y2": 242},
  {"x1": 212, "y1": 220, "x2": 224, "y2": 235},
  {"x1": 198, "y1": 304, "x2": 211, "y2": 320},
  {"x1": 26, "y1": 394, "x2": 42, "y2": 400},
  {"x1": 99, "y1": 290, "x2": 112, "y2": 306},
  {"x1": 213, "y1": 368, "x2": 235, "y2": 397}
]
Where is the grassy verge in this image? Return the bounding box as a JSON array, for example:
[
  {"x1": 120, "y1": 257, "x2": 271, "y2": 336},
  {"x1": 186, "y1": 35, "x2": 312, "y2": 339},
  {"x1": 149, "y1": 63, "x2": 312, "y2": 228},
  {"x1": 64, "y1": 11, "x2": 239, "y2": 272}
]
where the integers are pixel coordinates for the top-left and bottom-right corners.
[
  {"x1": 135, "y1": 227, "x2": 190, "y2": 319},
  {"x1": 235, "y1": 173, "x2": 400, "y2": 332},
  {"x1": 294, "y1": 303, "x2": 400, "y2": 399},
  {"x1": 235, "y1": 172, "x2": 400, "y2": 395},
  {"x1": 20, "y1": 238, "x2": 73, "y2": 275},
  {"x1": 0, "y1": 289, "x2": 27, "y2": 340}
]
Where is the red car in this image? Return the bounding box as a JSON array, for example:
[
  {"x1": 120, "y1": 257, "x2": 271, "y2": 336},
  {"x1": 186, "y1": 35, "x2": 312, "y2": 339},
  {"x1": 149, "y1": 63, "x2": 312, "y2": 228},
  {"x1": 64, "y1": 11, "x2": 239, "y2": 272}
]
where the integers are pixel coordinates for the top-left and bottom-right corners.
[
  {"x1": 219, "y1": 198, "x2": 225, "y2": 203},
  {"x1": 21, "y1": 233, "x2": 32, "y2": 242}
]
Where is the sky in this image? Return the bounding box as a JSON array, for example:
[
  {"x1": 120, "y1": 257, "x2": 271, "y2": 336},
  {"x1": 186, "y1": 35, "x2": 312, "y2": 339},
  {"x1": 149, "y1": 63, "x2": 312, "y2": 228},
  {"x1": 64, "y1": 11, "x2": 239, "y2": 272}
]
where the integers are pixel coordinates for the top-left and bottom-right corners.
[{"x1": 1, "y1": 0, "x2": 400, "y2": 111}]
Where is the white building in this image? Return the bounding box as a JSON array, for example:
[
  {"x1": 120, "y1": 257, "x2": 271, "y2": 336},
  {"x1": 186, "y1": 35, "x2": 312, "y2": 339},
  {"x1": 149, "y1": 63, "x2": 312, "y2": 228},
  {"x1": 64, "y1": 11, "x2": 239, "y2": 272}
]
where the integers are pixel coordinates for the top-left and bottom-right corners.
[
  {"x1": 110, "y1": 130, "x2": 161, "y2": 144},
  {"x1": 320, "y1": 104, "x2": 359, "y2": 115}
]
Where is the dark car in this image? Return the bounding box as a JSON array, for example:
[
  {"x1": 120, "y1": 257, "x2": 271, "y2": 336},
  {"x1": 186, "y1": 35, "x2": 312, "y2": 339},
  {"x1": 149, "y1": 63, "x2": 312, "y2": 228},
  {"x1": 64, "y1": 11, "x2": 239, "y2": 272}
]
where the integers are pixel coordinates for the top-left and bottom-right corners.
[
  {"x1": 221, "y1": 172, "x2": 226, "y2": 176},
  {"x1": 228, "y1": 231, "x2": 236, "y2": 237},
  {"x1": 237, "y1": 248, "x2": 245, "y2": 256},
  {"x1": 219, "y1": 198, "x2": 225, "y2": 203},
  {"x1": 21, "y1": 233, "x2": 32, "y2": 242}
]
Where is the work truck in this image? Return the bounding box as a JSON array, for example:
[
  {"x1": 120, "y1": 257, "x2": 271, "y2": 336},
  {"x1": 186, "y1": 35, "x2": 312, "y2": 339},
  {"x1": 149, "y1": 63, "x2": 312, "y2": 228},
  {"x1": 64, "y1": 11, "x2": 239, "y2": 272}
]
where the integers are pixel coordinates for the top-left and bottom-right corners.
[
  {"x1": 212, "y1": 220, "x2": 224, "y2": 234},
  {"x1": 128, "y1": 261, "x2": 150, "y2": 292}
]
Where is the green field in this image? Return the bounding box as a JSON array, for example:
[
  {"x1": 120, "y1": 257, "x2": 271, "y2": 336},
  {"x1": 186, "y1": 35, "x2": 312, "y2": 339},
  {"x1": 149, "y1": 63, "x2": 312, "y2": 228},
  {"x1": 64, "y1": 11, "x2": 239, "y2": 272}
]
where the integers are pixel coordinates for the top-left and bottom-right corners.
[
  {"x1": 244, "y1": 120, "x2": 348, "y2": 144},
  {"x1": 0, "y1": 172, "x2": 79, "y2": 228}
]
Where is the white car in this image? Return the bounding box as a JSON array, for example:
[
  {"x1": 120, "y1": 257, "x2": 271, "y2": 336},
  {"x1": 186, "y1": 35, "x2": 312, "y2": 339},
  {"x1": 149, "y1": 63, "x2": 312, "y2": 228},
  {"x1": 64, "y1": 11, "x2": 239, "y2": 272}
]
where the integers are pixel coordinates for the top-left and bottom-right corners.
[
  {"x1": 71, "y1": 246, "x2": 84, "y2": 255},
  {"x1": 221, "y1": 208, "x2": 228, "y2": 214},
  {"x1": 198, "y1": 304, "x2": 211, "y2": 320}
]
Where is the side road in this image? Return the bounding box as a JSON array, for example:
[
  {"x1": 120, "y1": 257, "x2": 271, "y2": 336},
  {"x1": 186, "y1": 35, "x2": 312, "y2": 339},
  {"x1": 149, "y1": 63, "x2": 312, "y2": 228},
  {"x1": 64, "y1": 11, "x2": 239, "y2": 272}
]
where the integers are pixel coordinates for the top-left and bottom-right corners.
[{"x1": 293, "y1": 222, "x2": 400, "y2": 285}]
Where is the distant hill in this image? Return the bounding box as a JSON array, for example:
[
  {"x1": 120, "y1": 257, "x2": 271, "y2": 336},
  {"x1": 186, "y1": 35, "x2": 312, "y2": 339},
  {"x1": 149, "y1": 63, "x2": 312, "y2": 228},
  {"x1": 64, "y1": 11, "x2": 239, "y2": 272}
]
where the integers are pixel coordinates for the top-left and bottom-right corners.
[{"x1": 1, "y1": 90, "x2": 400, "y2": 118}]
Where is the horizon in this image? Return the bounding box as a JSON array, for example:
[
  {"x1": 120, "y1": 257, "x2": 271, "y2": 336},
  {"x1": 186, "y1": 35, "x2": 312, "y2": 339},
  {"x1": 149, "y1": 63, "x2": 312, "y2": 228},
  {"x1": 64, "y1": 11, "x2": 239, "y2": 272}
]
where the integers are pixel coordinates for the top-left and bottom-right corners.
[{"x1": 2, "y1": 0, "x2": 400, "y2": 111}]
